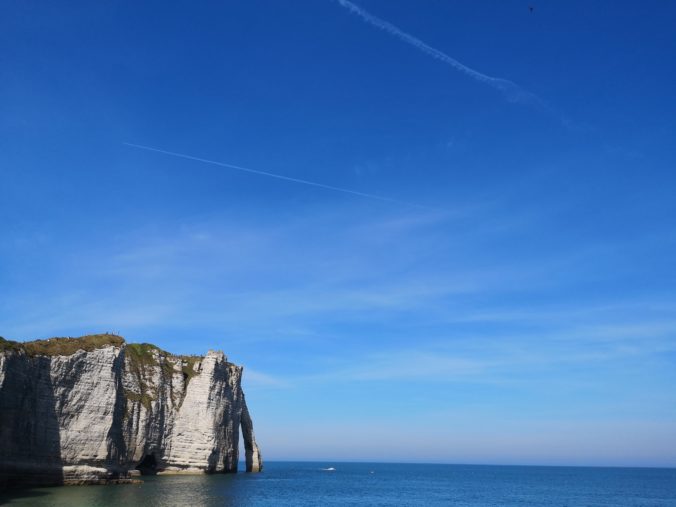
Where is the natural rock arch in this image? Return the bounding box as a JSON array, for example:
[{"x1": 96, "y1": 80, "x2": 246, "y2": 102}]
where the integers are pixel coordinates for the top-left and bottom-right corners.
[{"x1": 241, "y1": 396, "x2": 262, "y2": 472}]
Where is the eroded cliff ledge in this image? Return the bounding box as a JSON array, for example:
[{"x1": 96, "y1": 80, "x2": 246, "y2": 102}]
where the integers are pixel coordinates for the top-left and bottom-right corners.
[{"x1": 0, "y1": 334, "x2": 262, "y2": 488}]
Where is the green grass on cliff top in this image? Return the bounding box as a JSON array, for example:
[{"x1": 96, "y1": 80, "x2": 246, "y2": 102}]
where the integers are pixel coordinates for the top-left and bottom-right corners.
[
  {"x1": 125, "y1": 342, "x2": 161, "y2": 366},
  {"x1": 0, "y1": 335, "x2": 207, "y2": 373},
  {"x1": 125, "y1": 343, "x2": 202, "y2": 386},
  {"x1": 0, "y1": 333, "x2": 125, "y2": 356}
]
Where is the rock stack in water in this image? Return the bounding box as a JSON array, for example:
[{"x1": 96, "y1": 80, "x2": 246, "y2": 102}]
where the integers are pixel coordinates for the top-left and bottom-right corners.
[{"x1": 0, "y1": 334, "x2": 262, "y2": 487}]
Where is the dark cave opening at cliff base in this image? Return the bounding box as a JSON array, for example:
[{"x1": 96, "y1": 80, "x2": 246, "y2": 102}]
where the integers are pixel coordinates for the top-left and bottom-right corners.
[{"x1": 135, "y1": 454, "x2": 157, "y2": 475}]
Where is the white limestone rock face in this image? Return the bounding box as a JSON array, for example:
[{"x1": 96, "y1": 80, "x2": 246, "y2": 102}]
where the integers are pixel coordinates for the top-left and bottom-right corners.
[
  {"x1": 0, "y1": 336, "x2": 262, "y2": 488},
  {"x1": 241, "y1": 393, "x2": 263, "y2": 473}
]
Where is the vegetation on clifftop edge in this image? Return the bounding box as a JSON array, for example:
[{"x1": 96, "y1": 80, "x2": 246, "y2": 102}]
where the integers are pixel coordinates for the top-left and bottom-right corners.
[
  {"x1": 0, "y1": 336, "x2": 24, "y2": 353},
  {"x1": 125, "y1": 343, "x2": 201, "y2": 382},
  {"x1": 125, "y1": 342, "x2": 161, "y2": 367},
  {"x1": 0, "y1": 333, "x2": 125, "y2": 356},
  {"x1": 180, "y1": 355, "x2": 201, "y2": 383},
  {"x1": 123, "y1": 344, "x2": 203, "y2": 411},
  {"x1": 0, "y1": 335, "x2": 207, "y2": 380}
]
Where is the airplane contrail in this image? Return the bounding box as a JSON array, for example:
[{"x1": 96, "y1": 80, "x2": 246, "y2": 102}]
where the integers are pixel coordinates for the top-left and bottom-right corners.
[
  {"x1": 123, "y1": 143, "x2": 429, "y2": 208},
  {"x1": 335, "y1": 0, "x2": 547, "y2": 108}
]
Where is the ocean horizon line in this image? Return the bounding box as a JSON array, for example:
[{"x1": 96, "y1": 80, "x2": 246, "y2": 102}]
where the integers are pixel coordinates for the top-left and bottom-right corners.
[{"x1": 253, "y1": 459, "x2": 676, "y2": 470}]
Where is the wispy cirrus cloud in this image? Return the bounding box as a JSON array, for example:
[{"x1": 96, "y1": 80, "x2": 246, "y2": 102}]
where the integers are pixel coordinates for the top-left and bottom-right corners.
[
  {"x1": 124, "y1": 142, "x2": 434, "y2": 210},
  {"x1": 334, "y1": 0, "x2": 548, "y2": 109},
  {"x1": 3, "y1": 201, "x2": 674, "y2": 345}
]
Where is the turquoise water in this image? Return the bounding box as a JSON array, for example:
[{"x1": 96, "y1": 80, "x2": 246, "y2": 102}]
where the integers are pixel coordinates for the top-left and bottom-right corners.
[{"x1": 1, "y1": 462, "x2": 675, "y2": 506}]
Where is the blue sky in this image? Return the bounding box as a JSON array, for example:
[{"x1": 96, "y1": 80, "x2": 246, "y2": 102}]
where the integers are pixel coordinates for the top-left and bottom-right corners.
[{"x1": 1, "y1": 0, "x2": 675, "y2": 467}]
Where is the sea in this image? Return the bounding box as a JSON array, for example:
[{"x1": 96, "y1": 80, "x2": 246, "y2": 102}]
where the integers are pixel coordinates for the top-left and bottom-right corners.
[{"x1": 1, "y1": 462, "x2": 675, "y2": 506}]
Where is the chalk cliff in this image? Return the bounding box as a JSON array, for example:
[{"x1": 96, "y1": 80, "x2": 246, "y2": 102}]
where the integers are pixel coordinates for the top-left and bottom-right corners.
[{"x1": 0, "y1": 334, "x2": 262, "y2": 488}]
